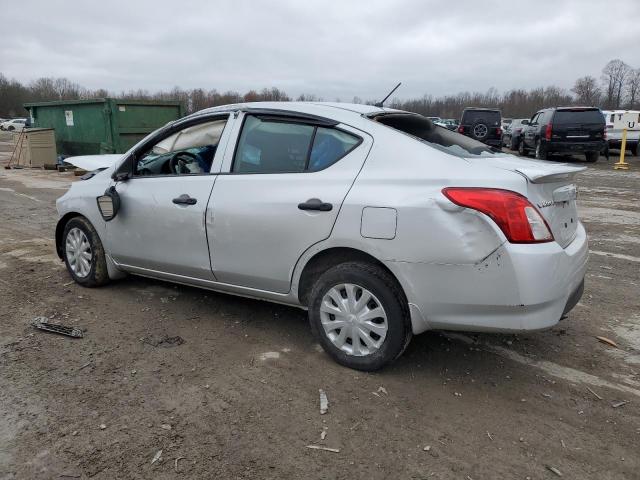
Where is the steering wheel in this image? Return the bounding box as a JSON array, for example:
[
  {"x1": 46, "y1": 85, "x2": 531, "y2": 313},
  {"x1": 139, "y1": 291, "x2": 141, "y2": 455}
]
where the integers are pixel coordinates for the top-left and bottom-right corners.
[{"x1": 169, "y1": 151, "x2": 199, "y2": 174}]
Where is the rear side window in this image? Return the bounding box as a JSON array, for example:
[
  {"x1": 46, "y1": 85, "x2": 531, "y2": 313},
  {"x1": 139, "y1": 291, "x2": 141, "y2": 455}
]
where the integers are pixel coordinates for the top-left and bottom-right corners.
[
  {"x1": 553, "y1": 110, "x2": 604, "y2": 125},
  {"x1": 308, "y1": 128, "x2": 360, "y2": 171},
  {"x1": 233, "y1": 116, "x2": 360, "y2": 173},
  {"x1": 462, "y1": 110, "x2": 501, "y2": 126}
]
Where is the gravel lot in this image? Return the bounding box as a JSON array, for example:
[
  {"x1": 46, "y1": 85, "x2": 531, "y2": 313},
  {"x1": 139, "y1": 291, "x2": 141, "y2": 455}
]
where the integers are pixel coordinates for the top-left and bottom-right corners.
[{"x1": 1, "y1": 131, "x2": 639, "y2": 479}]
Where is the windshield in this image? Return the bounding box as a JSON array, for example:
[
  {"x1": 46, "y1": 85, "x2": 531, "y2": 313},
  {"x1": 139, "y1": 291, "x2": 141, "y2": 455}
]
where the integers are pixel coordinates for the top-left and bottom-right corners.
[
  {"x1": 553, "y1": 109, "x2": 604, "y2": 125},
  {"x1": 372, "y1": 113, "x2": 501, "y2": 158}
]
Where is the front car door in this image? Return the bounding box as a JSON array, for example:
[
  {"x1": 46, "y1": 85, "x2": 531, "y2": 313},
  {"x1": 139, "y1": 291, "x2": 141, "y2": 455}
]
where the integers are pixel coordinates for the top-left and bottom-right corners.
[
  {"x1": 105, "y1": 114, "x2": 234, "y2": 280},
  {"x1": 208, "y1": 112, "x2": 372, "y2": 293}
]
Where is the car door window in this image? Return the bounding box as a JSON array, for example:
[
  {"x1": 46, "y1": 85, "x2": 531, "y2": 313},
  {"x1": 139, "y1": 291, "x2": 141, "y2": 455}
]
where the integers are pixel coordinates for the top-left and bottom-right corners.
[
  {"x1": 233, "y1": 116, "x2": 361, "y2": 174},
  {"x1": 135, "y1": 119, "x2": 228, "y2": 176}
]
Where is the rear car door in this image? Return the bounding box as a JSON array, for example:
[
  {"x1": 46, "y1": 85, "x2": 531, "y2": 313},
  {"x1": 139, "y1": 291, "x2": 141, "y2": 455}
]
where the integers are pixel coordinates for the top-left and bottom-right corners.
[
  {"x1": 106, "y1": 114, "x2": 234, "y2": 279},
  {"x1": 208, "y1": 112, "x2": 372, "y2": 293}
]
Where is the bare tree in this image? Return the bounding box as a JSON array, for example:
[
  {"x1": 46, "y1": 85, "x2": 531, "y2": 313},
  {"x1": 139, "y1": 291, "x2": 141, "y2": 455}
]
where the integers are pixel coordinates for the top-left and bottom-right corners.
[
  {"x1": 626, "y1": 68, "x2": 640, "y2": 109},
  {"x1": 571, "y1": 76, "x2": 601, "y2": 105},
  {"x1": 602, "y1": 59, "x2": 630, "y2": 108}
]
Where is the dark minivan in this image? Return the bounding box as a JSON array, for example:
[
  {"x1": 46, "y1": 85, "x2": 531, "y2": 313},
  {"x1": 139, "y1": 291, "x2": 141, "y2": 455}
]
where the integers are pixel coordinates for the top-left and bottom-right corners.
[
  {"x1": 519, "y1": 107, "x2": 605, "y2": 162},
  {"x1": 457, "y1": 108, "x2": 502, "y2": 148}
]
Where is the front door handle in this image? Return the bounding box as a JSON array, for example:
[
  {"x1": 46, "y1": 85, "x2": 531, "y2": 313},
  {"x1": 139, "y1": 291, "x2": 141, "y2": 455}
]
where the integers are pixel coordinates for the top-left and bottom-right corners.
[
  {"x1": 172, "y1": 194, "x2": 197, "y2": 206},
  {"x1": 298, "y1": 198, "x2": 333, "y2": 212}
]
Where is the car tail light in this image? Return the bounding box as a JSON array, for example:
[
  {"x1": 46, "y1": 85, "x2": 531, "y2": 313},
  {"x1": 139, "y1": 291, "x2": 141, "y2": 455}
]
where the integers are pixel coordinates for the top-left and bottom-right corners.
[
  {"x1": 516, "y1": 128, "x2": 522, "y2": 133},
  {"x1": 458, "y1": 126, "x2": 465, "y2": 134},
  {"x1": 545, "y1": 124, "x2": 552, "y2": 140},
  {"x1": 496, "y1": 127, "x2": 502, "y2": 136},
  {"x1": 441, "y1": 188, "x2": 554, "y2": 243},
  {"x1": 603, "y1": 128, "x2": 607, "y2": 140}
]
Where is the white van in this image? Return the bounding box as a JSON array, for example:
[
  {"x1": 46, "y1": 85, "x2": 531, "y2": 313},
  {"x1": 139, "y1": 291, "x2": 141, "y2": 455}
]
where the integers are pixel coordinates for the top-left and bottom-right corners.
[{"x1": 602, "y1": 110, "x2": 640, "y2": 155}]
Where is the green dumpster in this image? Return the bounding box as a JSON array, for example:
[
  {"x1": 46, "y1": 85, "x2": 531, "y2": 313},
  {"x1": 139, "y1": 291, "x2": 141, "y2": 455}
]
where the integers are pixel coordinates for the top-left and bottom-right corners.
[{"x1": 23, "y1": 98, "x2": 184, "y2": 156}]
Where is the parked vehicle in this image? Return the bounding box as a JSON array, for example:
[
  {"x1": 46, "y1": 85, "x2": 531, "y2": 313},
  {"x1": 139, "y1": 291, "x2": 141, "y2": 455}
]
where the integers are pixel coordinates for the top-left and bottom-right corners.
[
  {"x1": 519, "y1": 107, "x2": 606, "y2": 162},
  {"x1": 55, "y1": 102, "x2": 588, "y2": 371},
  {"x1": 435, "y1": 118, "x2": 459, "y2": 130},
  {"x1": 501, "y1": 118, "x2": 513, "y2": 130},
  {"x1": 502, "y1": 118, "x2": 529, "y2": 149},
  {"x1": 457, "y1": 108, "x2": 502, "y2": 148},
  {"x1": 602, "y1": 110, "x2": 639, "y2": 156},
  {"x1": 0, "y1": 118, "x2": 27, "y2": 132}
]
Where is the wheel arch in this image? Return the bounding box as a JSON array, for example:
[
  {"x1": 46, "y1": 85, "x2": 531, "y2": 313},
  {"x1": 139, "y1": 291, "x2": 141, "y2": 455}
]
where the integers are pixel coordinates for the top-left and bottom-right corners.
[
  {"x1": 55, "y1": 212, "x2": 85, "y2": 259},
  {"x1": 296, "y1": 246, "x2": 407, "y2": 308}
]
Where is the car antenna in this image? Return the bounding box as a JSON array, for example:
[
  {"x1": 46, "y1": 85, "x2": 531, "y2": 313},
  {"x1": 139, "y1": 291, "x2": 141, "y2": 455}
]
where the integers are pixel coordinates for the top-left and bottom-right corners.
[{"x1": 374, "y1": 82, "x2": 402, "y2": 108}]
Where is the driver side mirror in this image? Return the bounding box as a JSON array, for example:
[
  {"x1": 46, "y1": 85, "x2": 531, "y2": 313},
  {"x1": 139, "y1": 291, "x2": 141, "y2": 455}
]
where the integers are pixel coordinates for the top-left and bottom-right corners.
[
  {"x1": 97, "y1": 186, "x2": 121, "y2": 221},
  {"x1": 111, "y1": 154, "x2": 133, "y2": 182}
]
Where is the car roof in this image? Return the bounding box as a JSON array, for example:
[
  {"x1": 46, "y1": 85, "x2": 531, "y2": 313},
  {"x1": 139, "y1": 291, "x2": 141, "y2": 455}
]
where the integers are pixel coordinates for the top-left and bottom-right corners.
[{"x1": 191, "y1": 102, "x2": 405, "y2": 125}]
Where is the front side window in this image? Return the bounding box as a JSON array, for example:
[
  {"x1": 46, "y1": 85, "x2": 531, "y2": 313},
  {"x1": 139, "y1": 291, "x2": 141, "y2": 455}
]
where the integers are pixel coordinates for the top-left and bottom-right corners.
[
  {"x1": 134, "y1": 118, "x2": 228, "y2": 176},
  {"x1": 233, "y1": 116, "x2": 360, "y2": 174}
]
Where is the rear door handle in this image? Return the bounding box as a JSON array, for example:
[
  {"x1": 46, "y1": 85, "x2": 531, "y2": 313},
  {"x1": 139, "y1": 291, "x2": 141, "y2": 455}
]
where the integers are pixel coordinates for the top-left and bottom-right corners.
[
  {"x1": 298, "y1": 198, "x2": 333, "y2": 212},
  {"x1": 172, "y1": 194, "x2": 197, "y2": 206}
]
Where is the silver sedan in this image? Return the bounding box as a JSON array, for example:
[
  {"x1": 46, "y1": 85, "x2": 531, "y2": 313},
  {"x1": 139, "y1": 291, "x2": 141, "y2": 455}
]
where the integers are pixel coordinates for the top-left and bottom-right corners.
[{"x1": 56, "y1": 102, "x2": 588, "y2": 370}]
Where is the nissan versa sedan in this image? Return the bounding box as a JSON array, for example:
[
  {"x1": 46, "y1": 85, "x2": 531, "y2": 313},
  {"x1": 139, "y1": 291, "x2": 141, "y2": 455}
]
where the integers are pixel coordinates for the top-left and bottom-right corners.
[{"x1": 55, "y1": 102, "x2": 588, "y2": 371}]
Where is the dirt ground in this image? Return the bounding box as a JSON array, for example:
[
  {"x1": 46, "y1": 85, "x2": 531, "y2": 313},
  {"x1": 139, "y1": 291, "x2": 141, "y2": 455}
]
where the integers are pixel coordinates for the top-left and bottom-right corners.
[{"x1": 1, "y1": 131, "x2": 639, "y2": 479}]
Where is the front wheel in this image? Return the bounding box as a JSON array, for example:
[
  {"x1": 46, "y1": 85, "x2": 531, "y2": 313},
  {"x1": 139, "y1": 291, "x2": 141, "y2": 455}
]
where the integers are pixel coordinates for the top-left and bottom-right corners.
[
  {"x1": 585, "y1": 151, "x2": 599, "y2": 163},
  {"x1": 62, "y1": 216, "x2": 110, "y2": 287},
  {"x1": 535, "y1": 140, "x2": 548, "y2": 160},
  {"x1": 518, "y1": 138, "x2": 528, "y2": 156},
  {"x1": 308, "y1": 262, "x2": 411, "y2": 371}
]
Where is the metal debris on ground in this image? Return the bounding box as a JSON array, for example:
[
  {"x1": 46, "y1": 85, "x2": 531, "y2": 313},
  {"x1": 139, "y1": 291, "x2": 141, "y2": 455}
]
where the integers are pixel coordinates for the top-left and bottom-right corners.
[
  {"x1": 141, "y1": 335, "x2": 185, "y2": 348},
  {"x1": 160, "y1": 424, "x2": 172, "y2": 430},
  {"x1": 174, "y1": 457, "x2": 185, "y2": 473},
  {"x1": 595, "y1": 336, "x2": 618, "y2": 348},
  {"x1": 611, "y1": 400, "x2": 628, "y2": 408},
  {"x1": 320, "y1": 429, "x2": 327, "y2": 440},
  {"x1": 79, "y1": 362, "x2": 92, "y2": 370},
  {"x1": 319, "y1": 389, "x2": 329, "y2": 415},
  {"x1": 586, "y1": 387, "x2": 603, "y2": 400},
  {"x1": 546, "y1": 465, "x2": 563, "y2": 477},
  {"x1": 423, "y1": 445, "x2": 431, "y2": 451},
  {"x1": 99, "y1": 424, "x2": 106, "y2": 430},
  {"x1": 31, "y1": 317, "x2": 83, "y2": 338},
  {"x1": 151, "y1": 450, "x2": 163, "y2": 464},
  {"x1": 305, "y1": 445, "x2": 340, "y2": 453},
  {"x1": 377, "y1": 386, "x2": 388, "y2": 395}
]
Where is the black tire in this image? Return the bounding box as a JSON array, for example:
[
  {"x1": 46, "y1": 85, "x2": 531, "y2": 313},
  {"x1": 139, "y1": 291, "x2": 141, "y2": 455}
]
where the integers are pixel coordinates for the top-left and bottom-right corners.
[
  {"x1": 62, "y1": 216, "x2": 109, "y2": 287},
  {"x1": 585, "y1": 151, "x2": 599, "y2": 163},
  {"x1": 535, "y1": 140, "x2": 548, "y2": 160},
  {"x1": 518, "y1": 138, "x2": 528, "y2": 156},
  {"x1": 510, "y1": 137, "x2": 519, "y2": 151},
  {"x1": 308, "y1": 262, "x2": 411, "y2": 371},
  {"x1": 470, "y1": 120, "x2": 489, "y2": 142},
  {"x1": 7, "y1": 126, "x2": 14, "y2": 131}
]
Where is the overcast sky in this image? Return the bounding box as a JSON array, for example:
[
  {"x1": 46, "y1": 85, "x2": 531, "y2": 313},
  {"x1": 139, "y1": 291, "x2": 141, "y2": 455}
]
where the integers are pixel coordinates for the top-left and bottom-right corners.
[{"x1": 1, "y1": 0, "x2": 638, "y2": 101}]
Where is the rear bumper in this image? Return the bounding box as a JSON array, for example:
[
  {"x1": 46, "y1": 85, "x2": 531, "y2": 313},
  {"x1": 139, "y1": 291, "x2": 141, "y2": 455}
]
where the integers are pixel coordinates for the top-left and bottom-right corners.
[
  {"x1": 608, "y1": 139, "x2": 639, "y2": 148},
  {"x1": 387, "y1": 222, "x2": 589, "y2": 334},
  {"x1": 547, "y1": 140, "x2": 605, "y2": 153}
]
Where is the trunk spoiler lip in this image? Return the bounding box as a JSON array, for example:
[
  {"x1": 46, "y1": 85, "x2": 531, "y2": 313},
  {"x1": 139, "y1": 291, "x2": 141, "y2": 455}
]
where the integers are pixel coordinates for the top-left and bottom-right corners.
[{"x1": 464, "y1": 156, "x2": 587, "y2": 184}]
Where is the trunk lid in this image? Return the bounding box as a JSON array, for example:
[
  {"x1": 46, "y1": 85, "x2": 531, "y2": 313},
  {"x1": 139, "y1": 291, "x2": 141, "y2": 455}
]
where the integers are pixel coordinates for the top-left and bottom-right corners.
[{"x1": 466, "y1": 156, "x2": 586, "y2": 248}]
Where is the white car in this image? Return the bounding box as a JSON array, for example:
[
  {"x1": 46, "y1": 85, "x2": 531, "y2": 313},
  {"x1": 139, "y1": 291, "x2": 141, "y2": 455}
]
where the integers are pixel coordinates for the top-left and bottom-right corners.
[
  {"x1": 55, "y1": 102, "x2": 588, "y2": 370},
  {"x1": 0, "y1": 118, "x2": 27, "y2": 132},
  {"x1": 602, "y1": 110, "x2": 640, "y2": 156}
]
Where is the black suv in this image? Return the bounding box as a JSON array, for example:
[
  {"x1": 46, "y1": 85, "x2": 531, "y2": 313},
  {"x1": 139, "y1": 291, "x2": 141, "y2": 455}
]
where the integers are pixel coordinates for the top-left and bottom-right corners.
[
  {"x1": 457, "y1": 108, "x2": 502, "y2": 148},
  {"x1": 519, "y1": 107, "x2": 605, "y2": 162}
]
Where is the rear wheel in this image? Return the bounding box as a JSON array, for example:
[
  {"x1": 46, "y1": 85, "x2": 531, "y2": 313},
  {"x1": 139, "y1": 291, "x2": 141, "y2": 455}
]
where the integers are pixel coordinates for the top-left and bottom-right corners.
[
  {"x1": 510, "y1": 137, "x2": 519, "y2": 151},
  {"x1": 585, "y1": 151, "x2": 599, "y2": 162},
  {"x1": 63, "y1": 216, "x2": 109, "y2": 287},
  {"x1": 632, "y1": 143, "x2": 639, "y2": 156},
  {"x1": 308, "y1": 262, "x2": 411, "y2": 371}
]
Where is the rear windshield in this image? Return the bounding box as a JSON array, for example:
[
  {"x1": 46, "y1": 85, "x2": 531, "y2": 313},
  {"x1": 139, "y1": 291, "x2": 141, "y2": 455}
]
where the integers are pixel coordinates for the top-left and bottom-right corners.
[
  {"x1": 462, "y1": 110, "x2": 501, "y2": 126},
  {"x1": 553, "y1": 109, "x2": 604, "y2": 125},
  {"x1": 372, "y1": 113, "x2": 500, "y2": 158}
]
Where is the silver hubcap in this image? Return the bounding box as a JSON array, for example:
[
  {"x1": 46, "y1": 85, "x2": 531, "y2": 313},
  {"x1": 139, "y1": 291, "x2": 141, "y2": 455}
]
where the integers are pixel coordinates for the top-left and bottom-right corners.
[
  {"x1": 319, "y1": 283, "x2": 388, "y2": 357},
  {"x1": 473, "y1": 124, "x2": 488, "y2": 138},
  {"x1": 65, "y1": 227, "x2": 92, "y2": 278}
]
